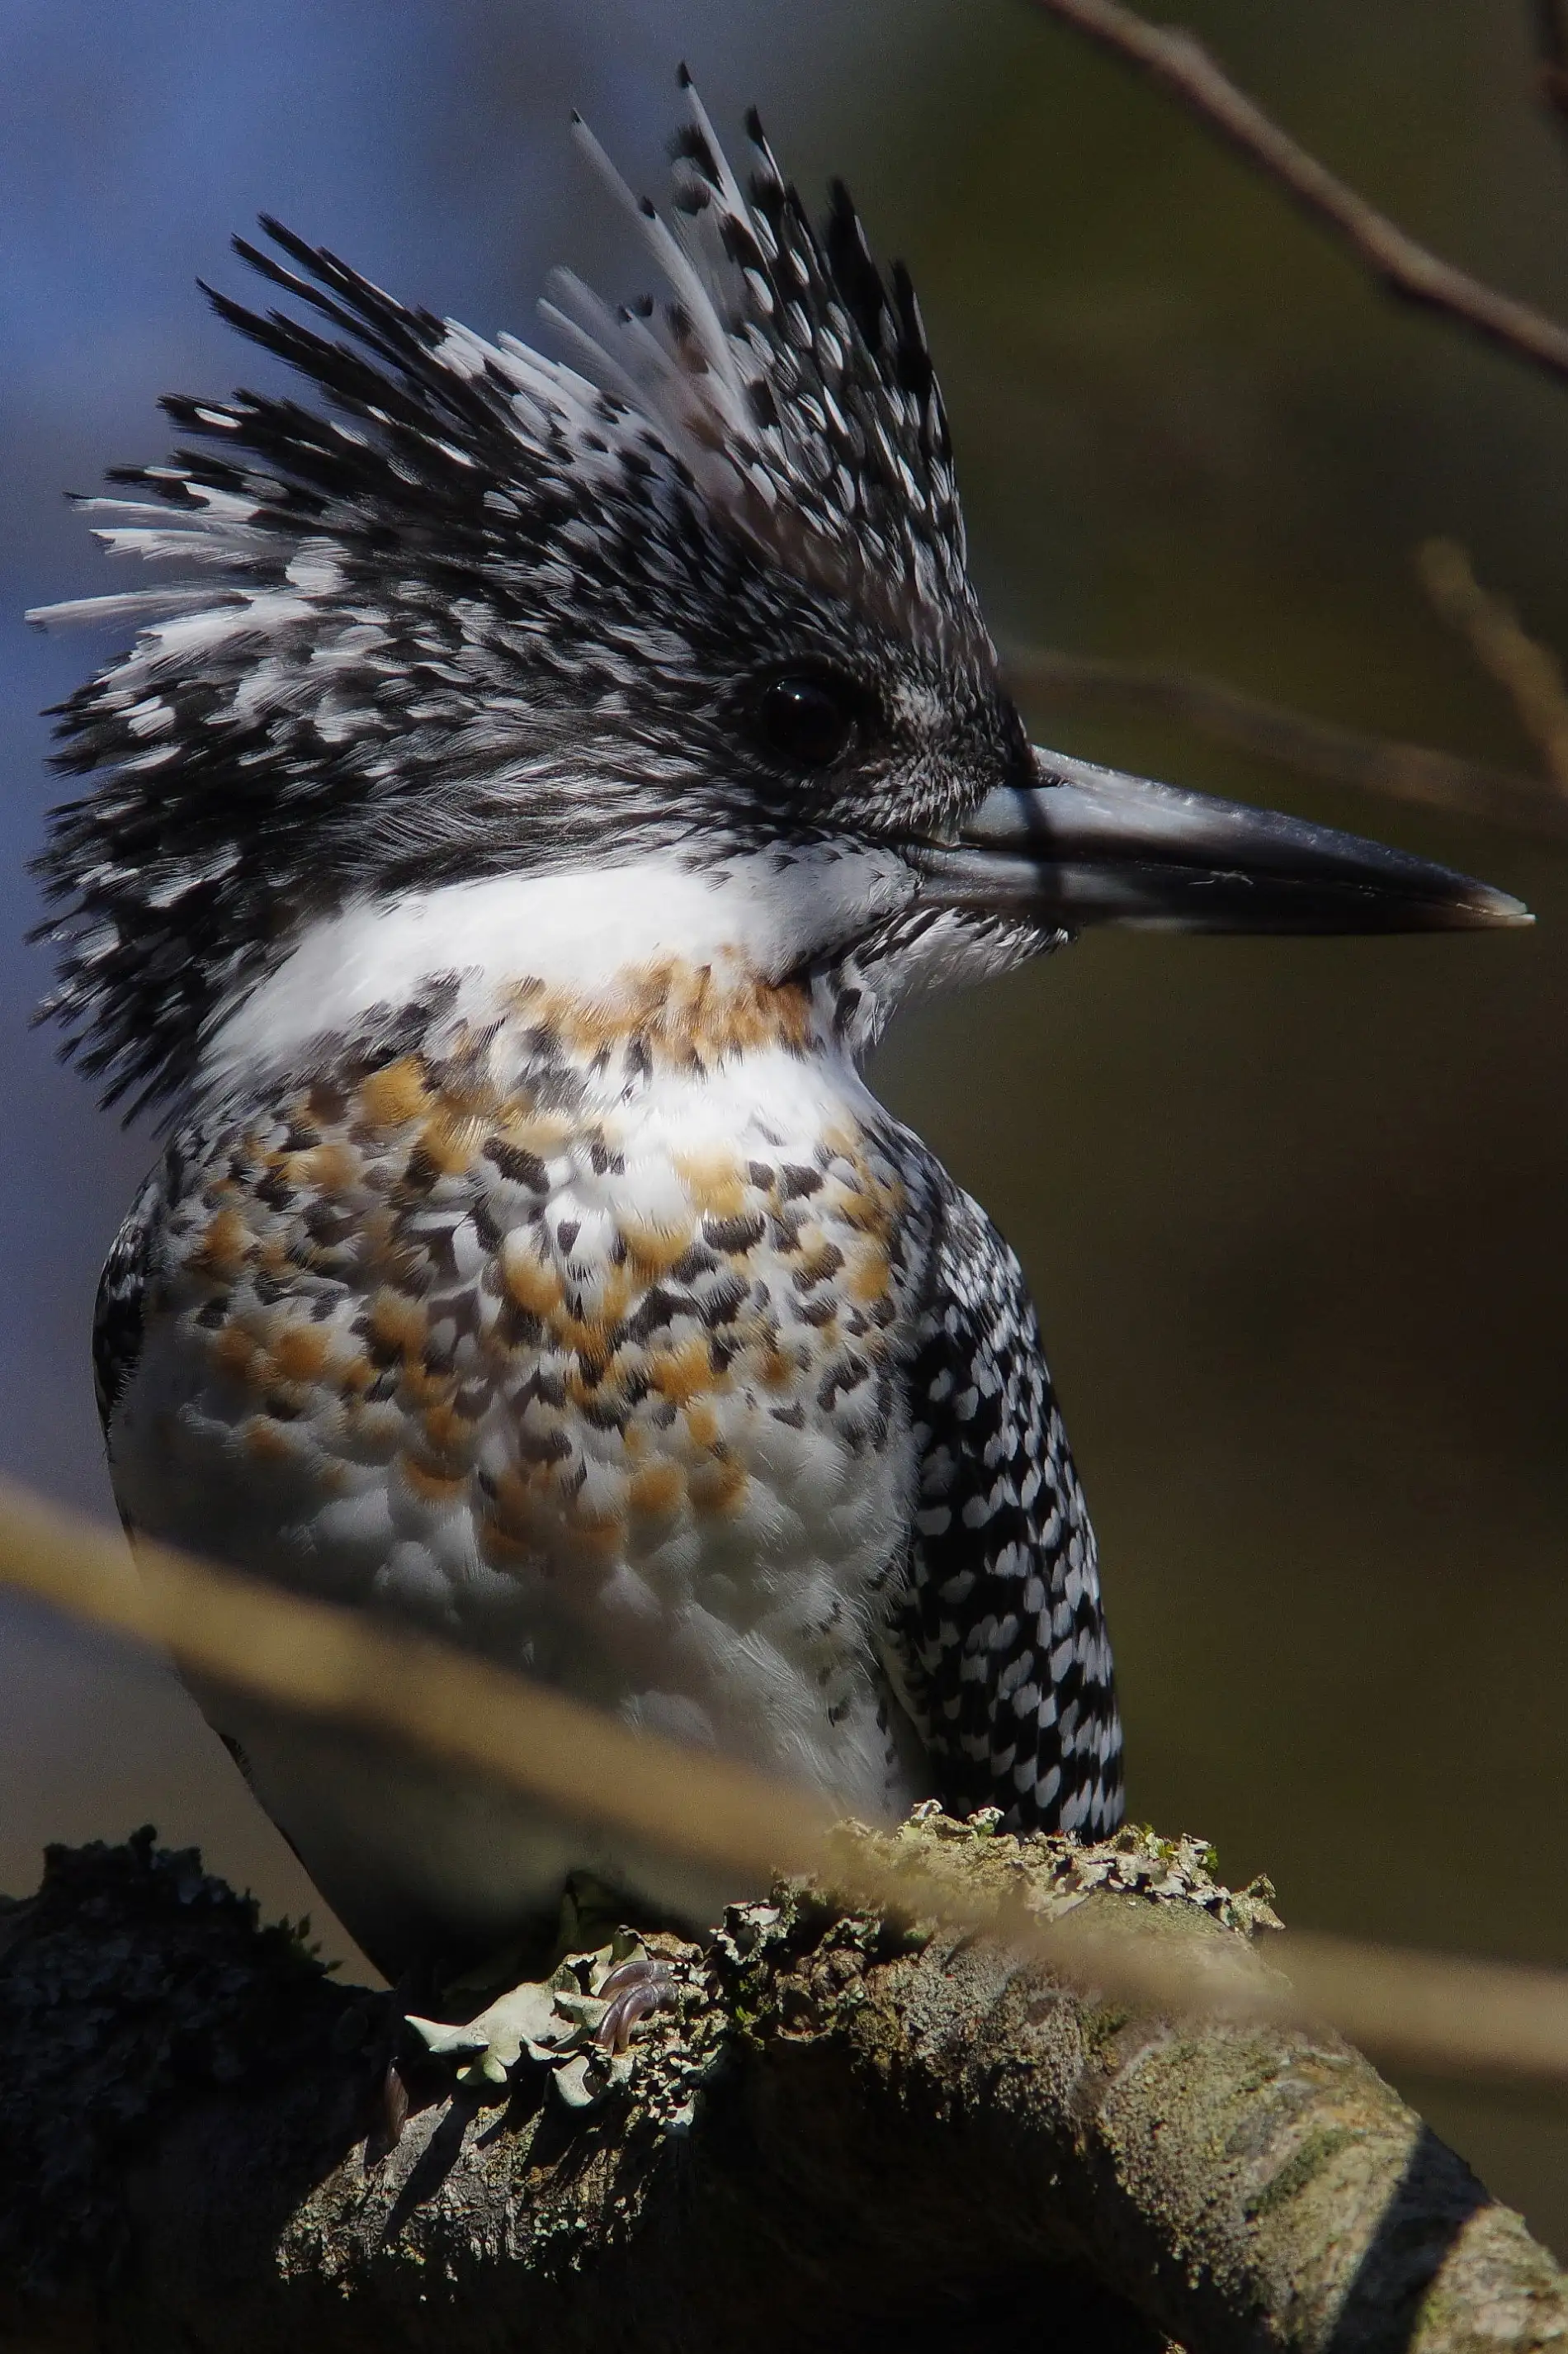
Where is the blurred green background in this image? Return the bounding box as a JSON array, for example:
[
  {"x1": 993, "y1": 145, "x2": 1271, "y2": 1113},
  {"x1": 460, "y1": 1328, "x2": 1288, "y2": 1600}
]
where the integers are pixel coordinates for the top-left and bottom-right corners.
[{"x1": 4, "y1": 0, "x2": 1566, "y2": 2254}]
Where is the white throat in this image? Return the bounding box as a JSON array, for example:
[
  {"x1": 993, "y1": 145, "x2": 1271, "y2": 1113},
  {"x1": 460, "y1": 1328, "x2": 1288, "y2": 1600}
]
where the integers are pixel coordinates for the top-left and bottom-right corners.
[{"x1": 204, "y1": 843, "x2": 918, "y2": 1085}]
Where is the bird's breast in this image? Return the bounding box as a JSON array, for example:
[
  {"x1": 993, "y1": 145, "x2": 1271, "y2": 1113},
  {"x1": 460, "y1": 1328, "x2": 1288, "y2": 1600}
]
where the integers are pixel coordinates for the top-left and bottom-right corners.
[{"x1": 112, "y1": 971, "x2": 933, "y2": 1815}]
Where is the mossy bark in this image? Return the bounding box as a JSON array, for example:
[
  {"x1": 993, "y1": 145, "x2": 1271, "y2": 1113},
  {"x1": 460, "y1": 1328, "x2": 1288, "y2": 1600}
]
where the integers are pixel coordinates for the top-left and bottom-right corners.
[{"x1": 0, "y1": 1820, "x2": 1561, "y2": 2354}]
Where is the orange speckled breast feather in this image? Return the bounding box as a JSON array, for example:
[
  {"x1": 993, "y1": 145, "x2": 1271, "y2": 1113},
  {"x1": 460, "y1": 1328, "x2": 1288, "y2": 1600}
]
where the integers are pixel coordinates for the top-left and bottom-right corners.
[{"x1": 107, "y1": 978, "x2": 934, "y2": 1812}]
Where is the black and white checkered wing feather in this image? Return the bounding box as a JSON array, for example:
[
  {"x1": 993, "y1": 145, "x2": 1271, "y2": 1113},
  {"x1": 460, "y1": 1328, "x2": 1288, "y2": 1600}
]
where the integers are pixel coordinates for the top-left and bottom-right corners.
[
  {"x1": 888, "y1": 1175, "x2": 1124, "y2": 1838},
  {"x1": 92, "y1": 1165, "x2": 166, "y2": 1433}
]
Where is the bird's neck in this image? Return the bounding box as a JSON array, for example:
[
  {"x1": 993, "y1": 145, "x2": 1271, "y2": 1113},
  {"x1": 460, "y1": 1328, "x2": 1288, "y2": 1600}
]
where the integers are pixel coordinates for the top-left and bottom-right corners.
[{"x1": 199, "y1": 852, "x2": 909, "y2": 1112}]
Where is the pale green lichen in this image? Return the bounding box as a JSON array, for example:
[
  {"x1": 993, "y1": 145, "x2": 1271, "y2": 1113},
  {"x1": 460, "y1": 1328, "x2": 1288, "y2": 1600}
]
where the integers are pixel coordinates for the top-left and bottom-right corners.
[
  {"x1": 408, "y1": 1931, "x2": 645, "y2": 2095},
  {"x1": 409, "y1": 1815, "x2": 1287, "y2": 2139},
  {"x1": 1247, "y1": 2124, "x2": 1362, "y2": 2219},
  {"x1": 407, "y1": 1926, "x2": 727, "y2": 2129},
  {"x1": 822, "y1": 1807, "x2": 1283, "y2": 1942}
]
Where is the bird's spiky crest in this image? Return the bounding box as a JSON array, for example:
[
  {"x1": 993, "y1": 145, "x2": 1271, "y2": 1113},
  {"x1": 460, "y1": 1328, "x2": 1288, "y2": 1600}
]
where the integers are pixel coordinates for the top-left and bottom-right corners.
[
  {"x1": 29, "y1": 77, "x2": 989, "y2": 1119},
  {"x1": 548, "y1": 74, "x2": 971, "y2": 630}
]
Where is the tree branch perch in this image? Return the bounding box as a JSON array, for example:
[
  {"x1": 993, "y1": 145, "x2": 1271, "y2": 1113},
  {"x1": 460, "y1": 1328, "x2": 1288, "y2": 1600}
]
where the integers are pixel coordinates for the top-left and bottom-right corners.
[{"x1": 2, "y1": 1824, "x2": 1562, "y2": 2354}]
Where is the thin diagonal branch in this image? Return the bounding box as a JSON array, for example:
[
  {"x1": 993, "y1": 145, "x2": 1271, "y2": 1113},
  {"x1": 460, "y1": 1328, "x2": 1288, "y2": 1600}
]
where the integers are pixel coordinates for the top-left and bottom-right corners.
[
  {"x1": 1417, "y1": 537, "x2": 1568, "y2": 789},
  {"x1": 1022, "y1": 0, "x2": 1568, "y2": 387},
  {"x1": 9, "y1": 1473, "x2": 1568, "y2": 2092},
  {"x1": 1007, "y1": 642, "x2": 1568, "y2": 841}
]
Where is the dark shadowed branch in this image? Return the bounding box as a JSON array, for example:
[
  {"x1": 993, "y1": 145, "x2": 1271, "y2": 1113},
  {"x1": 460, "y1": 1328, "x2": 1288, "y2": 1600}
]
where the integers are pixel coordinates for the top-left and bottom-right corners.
[
  {"x1": 1021, "y1": 0, "x2": 1568, "y2": 387},
  {"x1": 2, "y1": 1822, "x2": 1565, "y2": 2354}
]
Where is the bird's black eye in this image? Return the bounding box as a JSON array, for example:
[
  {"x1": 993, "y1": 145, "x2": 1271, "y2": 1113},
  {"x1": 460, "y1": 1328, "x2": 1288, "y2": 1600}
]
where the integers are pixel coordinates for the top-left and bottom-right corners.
[{"x1": 748, "y1": 670, "x2": 864, "y2": 769}]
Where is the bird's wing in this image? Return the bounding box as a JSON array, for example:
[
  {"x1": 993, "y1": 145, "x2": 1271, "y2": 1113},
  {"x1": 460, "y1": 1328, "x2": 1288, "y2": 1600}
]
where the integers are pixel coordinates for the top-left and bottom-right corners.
[
  {"x1": 92, "y1": 1161, "x2": 165, "y2": 1436},
  {"x1": 881, "y1": 1173, "x2": 1124, "y2": 1838}
]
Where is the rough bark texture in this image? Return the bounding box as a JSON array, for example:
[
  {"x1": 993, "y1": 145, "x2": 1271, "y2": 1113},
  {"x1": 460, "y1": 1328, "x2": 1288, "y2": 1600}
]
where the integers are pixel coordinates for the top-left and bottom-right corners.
[{"x1": 0, "y1": 1817, "x2": 1562, "y2": 2354}]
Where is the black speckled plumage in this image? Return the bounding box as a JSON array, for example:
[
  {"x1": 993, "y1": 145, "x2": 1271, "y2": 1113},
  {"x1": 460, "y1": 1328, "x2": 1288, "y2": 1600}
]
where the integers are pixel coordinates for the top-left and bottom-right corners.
[{"x1": 30, "y1": 80, "x2": 1021, "y2": 1123}]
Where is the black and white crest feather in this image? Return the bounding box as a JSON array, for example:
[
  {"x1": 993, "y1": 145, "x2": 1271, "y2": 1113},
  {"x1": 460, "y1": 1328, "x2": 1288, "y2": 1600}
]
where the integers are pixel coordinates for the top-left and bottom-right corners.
[{"x1": 30, "y1": 75, "x2": 1002, "y2": 1121}]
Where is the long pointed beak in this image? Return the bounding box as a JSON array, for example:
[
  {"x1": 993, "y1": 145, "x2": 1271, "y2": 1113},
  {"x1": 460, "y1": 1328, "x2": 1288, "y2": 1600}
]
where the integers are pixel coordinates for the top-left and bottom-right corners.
[{"x1": 920, "y1": 748, "x2": 1532, "y2": 934}]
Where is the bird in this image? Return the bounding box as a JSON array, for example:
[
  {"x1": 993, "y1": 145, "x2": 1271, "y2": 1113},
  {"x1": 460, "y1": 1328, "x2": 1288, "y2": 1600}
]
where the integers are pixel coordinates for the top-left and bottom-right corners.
[{"x1": 31, "y1": 78, "x2": 1528, "y2": 2004}]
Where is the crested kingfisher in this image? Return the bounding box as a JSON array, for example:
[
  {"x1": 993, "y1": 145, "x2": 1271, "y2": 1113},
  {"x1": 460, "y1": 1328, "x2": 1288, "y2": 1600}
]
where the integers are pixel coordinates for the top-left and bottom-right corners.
[{"x1": 31, "y1": 80, "x2": 1528, "y2": 1992}]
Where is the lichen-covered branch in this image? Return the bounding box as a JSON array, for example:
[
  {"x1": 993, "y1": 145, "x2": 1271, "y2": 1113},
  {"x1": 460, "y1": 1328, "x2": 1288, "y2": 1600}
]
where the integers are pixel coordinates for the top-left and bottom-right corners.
[{"x1": 0, "y1": 1822, "x2": 1562, "y2": 2354}]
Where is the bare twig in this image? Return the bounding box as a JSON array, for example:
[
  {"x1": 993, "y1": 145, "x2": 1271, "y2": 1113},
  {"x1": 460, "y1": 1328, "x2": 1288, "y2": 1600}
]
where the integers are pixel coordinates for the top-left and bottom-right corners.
[
  {"x1": 1416, "y1": 537, "x2": 1568, "y2": 789},
  {"x1": 1022, "y1": 0, "x2": 1568, "y2": 387},
  {"x1": 1006, "y1": 641, "x2": 1568, "y2": 840},
  {"x1": 7, "y1": 1473, "x2": 1568, "y2": 2092},
  {"x1": 1008, "y1": 1, "x2": 1568, "y2": 839}
]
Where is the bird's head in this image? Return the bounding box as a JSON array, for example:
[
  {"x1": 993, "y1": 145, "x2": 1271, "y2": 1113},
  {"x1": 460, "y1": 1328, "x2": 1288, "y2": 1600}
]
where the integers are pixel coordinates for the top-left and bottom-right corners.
[{"x1": 31, "y1": 74, "x2": 1527, "y2": 1119}]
